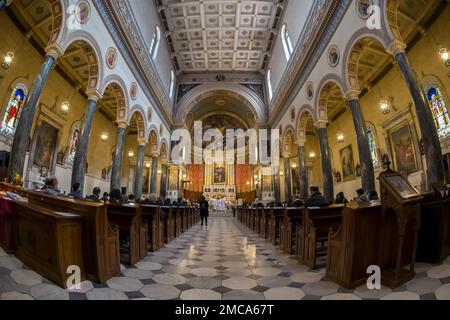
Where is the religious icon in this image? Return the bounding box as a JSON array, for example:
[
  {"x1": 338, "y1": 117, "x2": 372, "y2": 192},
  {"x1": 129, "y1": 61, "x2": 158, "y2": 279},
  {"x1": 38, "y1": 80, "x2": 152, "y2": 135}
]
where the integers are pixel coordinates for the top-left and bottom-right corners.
[
  {"x1": 33, "y1": 122, "x2": 59, "y2": 170},
  {"x1": 76, "y1": 1, "x2": 90, "y2": 24},
  {"x1": 57, "y1": 150, "x2": 65, "y2": 166},
  {"x1": 389, "y1": 122, "x2": 418, "y2": 175},
  {"x1": 335, "y1": 171, "x2": 342, "y2": 183},
  {"x1": 328, "y1": 46, "x2": 340, "y2": 67},
  {"x1": 106, "y1": 47, "x2": 117, "y2": 69},
  {"x1": 130, "y1": 82, "x2": 138, "y2": 100},
  {"x1": 355, "y1": 164, "x2": 361, "y2": 178},
  {"x1": 214, "y1": 164, "x2": 226, "y2": 184},
  {"x1": 340, "y1": 145, "x2": 355, "y2": 182},
  {"x1": 101, "y1": 168, "x2": 107, "y2": 180}
]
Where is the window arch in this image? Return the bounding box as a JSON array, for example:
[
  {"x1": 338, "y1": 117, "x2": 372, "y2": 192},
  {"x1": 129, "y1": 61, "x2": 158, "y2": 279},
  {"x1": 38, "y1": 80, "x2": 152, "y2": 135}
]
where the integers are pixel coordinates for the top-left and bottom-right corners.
[
  {"x1": 1, "y1": 84, "x2": 27, "y2": 138},
  {"x1": 366, "y1": 123, "x2": 379, "y2": 167},
  {"x1": 427, "y1": 86, "x2": 450, "y2": 140},
  {"x1": 267, "y1": 69, "x2": 273, "y2": 101},
  {"x1": 169, "y1": 69, "x2": 175, "y2": 98},
  {"x1": 281, "y1": 24, "x2": 294, "y2": 61},
  {"x1": 149, "y1": 25, "x2": 161, "y2": 61}
]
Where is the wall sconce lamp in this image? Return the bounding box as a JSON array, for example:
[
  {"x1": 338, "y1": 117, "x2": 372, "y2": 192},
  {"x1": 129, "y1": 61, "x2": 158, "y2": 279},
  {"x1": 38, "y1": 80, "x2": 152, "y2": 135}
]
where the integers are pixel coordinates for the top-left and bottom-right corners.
[
  {"x1": 128, "y1": 151, "x2": 134, "y2": 157},
  {"x1": 100, "y1": 133, "x2": 108, "y2": 142},
  {"x1": 2, "y1": 52, "x2": 14, "y2": 70},
  {"x1": 439, "y1": 48, "x2": 450, "y2": 67},
  {"x1": 309, "y1": 151, "x2": 316, "y2": 158}
]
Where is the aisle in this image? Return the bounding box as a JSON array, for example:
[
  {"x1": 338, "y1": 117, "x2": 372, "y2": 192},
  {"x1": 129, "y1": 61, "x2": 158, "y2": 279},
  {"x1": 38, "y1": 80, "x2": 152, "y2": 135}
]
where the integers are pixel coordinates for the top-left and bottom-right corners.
[{"x1": 1, "y1": 216, "x2": 449, "y2": 300}]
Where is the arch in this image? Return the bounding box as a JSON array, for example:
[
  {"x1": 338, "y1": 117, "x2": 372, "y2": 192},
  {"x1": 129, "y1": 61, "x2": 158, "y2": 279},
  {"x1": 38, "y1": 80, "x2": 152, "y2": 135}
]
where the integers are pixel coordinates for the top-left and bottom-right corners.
[
  {"x1": 147, "y1": 126, "x2": 160, "y2": 155},
  {"x1": 342, "y1": 29, "x2": 390, "y2": 92},
  {"x1": 295, "y1": 104, "x2": 316, "y2": 143},
  {"x1": 282, "y1": 125, "x2": 296, "y2": 156},
  {"x1": 149, "y1": 25, "x2": 161, "y2": 60},
  {"x1": 159, "y1": 138, "x2": 169, "y2": 162},
  {"x1": 314, "y1": 74, "x2": 346, "y2": 122},
  {"x1": 60, "y1": 30, "x2": 104, "y2": 92},
  {"x1": 175, "y1": 83, "x2": 266, "y2": 125},
  {"x1": 128, "y1": 105, "x2": 148, "y2": 141},
  {"x1": 383, "y1": 0, "x2": 402, "y2": 43},
  {"x1": 46, "y1": 0, "x2": 65, "y2": 47},
  {"x1": 100, "y1": 74, "x2": 129, "y2": 123}
]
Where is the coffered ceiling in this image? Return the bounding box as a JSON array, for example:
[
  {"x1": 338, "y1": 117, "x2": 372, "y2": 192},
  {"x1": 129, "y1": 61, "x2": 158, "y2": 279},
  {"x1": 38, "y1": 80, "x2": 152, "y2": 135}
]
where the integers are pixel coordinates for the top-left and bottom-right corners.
[{"x1": 157, "y1": 0, "x2": 284, "y2": 73}]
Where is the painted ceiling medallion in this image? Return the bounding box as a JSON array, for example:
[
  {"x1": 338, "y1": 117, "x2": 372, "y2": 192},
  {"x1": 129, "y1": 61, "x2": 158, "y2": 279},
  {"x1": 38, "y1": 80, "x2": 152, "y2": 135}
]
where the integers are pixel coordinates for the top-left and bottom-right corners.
[
  {"x1": 75, "y1": 0, "x2": 90, "y2": 24},
  {"x1": 306, "y1": 82, "x2": 314, "y2": 100},
  {"x1": 130, "y1": 82, "x2": 138, "y2": 100},
  {"x1": 356, "y1": 0, "x2": 373, "y2": 19},
  {"x1": 106, "y1": 47, "x2": 118, "y2": 69},
  {"x1": 328, "y1": 45, "x2": 340, "y2": 67}
]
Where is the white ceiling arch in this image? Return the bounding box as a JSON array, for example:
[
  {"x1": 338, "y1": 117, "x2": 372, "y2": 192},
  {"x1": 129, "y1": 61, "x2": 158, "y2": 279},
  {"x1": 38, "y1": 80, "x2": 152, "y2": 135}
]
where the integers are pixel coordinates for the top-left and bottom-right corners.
[{"x1": 175, "y1": 82, "x2": 266, "y2": 126}]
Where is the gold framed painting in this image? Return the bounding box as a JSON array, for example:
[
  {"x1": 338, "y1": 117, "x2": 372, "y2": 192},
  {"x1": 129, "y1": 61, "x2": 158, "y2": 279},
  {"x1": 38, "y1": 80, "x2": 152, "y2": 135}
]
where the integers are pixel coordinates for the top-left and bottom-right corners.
[
  {"x1": 339, "y1": 144, "x2": 355, "y2": 182},
  {"x1": 389, "y1": 121, "x2": 418, "y2": 175}
]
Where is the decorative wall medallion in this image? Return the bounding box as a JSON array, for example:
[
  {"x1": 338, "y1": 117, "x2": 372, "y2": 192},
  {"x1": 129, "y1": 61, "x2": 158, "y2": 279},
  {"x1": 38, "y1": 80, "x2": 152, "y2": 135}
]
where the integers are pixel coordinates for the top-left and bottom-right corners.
[
  {"x1": 306, "y1": 82, "x2": 314, "y2": 100},
  {"x1": 328, "y1": 45, "x2": 340, "y2": 67},
  {"x1": 356, "y1": 0, "x2": 373, "y2": 19},
  {"x1": 291, "y1": 108, "x2": 296, "y2": 122},
  {"x1": 106, "y1": 47, "x2": 118, "y2": 69},
  {"x1": 75, "y1": 0, "x2": 90, "y2": 24},
  {"x1": 130, "y1": 82, "x2": 138, "y2": 100}
]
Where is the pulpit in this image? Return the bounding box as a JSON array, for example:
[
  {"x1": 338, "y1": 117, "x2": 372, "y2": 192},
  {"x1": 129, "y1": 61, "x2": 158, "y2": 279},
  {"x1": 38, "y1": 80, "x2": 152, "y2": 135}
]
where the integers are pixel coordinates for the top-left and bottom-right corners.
[{"x1": 378, "y1": 169, "x2": 422, "y2": 288}]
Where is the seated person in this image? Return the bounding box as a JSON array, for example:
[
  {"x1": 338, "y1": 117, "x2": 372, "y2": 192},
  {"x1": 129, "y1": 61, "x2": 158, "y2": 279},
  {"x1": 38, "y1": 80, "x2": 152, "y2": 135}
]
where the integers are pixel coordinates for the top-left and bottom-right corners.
[
  {"x1": 68, "y1": 182, "x2": 83, "y2": 199},
  {"x1": 127, "y1": 194, "x2": 136, "y2": 204},
  {"x1": 145, "y1": 193, "x2": 158, "y2": 205},
  {"x1": 368, "y1": 190, "x2": 379, "y2": 201},
  {"x1": 101, "y1": 192, "x2": 109, "y2": 202},
  {"x1": 87, "y1": 187, "x2": 101, "y2": 201},
  {"x1": 109, "y1": 189, "x2": 123, "y2": 204},
  {"x1": 292, "y1": 198, "x2": 305, "y2": 207},
  {"x1": 41, "y1": 177, "x2": 61, "y2": 196},
  {"x1": 305, "y1": 186, "x2": 330, "y2": 207},
  {"x1": 163, "y1": 198, "x2": 172, "y2": 206},
  {"x1": 335, "y1": 192, "x2": 349, "y2": 204},
  {"x1": 355, "y1": 188, "x2": 370, "y2": 203}
]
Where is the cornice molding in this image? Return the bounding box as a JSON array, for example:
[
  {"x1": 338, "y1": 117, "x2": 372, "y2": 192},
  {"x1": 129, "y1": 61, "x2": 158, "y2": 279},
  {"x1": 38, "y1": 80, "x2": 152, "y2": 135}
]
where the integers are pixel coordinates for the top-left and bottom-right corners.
[
  {"x1": 93, "y1": 0, "x2": 173, "y2": 129},
  {"x1": 269, "y1": 0, "x2": 349, "y2": 127}
]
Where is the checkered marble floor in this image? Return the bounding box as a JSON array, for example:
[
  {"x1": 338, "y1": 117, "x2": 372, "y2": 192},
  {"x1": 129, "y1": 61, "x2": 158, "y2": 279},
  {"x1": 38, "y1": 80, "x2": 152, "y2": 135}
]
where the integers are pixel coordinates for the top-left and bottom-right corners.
[{"x1": 1, "y1": 216, "x2": 450, "y2": 300}]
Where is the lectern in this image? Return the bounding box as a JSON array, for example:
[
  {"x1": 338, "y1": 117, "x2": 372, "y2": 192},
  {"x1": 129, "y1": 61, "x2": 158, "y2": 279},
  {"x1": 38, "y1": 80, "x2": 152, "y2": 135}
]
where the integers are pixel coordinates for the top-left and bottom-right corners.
[{"x1": 378, "y1": 166, "x2": 422, "y2": 288}]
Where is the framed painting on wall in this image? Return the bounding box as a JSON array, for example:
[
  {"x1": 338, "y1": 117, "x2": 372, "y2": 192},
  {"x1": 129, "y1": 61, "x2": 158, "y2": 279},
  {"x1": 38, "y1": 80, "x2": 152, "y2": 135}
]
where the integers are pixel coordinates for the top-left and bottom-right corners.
[
  {"x1": 340, "y1": 144, "x2": 355, "y2": 182},
  {"x1": 33, "y1": 122, "x2": 59, "y2": 171},
  {"x1": 389, "y1": 121, "x2": 418, "y2": 175}
]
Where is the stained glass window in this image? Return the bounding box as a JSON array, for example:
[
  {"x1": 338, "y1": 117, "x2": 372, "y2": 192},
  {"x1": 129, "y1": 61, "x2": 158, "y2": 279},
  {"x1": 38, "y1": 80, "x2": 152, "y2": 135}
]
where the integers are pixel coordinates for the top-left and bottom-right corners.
[
  {"x1": 267, "y1": 69, "x2": 273, "y2": 101},
  {"x1": 281, "y1": 24, "x2": 294, "y2": 61},
  {"x1": 367, "y1": 126, "x2": 379, "y2": 166},
  {"x1": 149, "y1": 26, "x2": 161, "y2": 61},
  {"x1": 427, "y1": 87, "x2": 450, "y2": 140},
  {"x1": 0, "y1": 86, "x2": 26, "y2": 138},
  {"x1": 67, "y1": 126, "x2": 81, "y2": 165}
]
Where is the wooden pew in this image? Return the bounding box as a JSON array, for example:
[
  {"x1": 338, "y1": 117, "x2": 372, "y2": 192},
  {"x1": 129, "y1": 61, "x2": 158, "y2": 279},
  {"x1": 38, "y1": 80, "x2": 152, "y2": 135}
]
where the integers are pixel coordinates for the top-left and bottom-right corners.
[
  {"x1": 260, "y1": 207, "x2": 271, "y2": 239},
  {"x1": 141, "y1": 205, "x2": 163, "y2": 251},
  {"x1": 280, "y1": 207, "x2": 304, "y2": 255},
  {"x1": 162, "y1": 206, "x2": 176, "y2": 242},
  {"x1": 297, "y1": 205, "x2": 344, "y2": 269},
  {"x1": 12, "y1": 201, "x2": 85, "y2": 289},
  {"x1": 249, "y1": 206, "x2": 256, "y2": 230},
  {"x1": 181, "y1": 206, "x2": 188, "y2": 232},
  {"x1": 254, "y1": 206, "x2": 263, "y2": 234},
  {"x1": 268, "y1": 207, "x2": 285, "y2": 245},
  {"x1": 106, "y1": 203, "x2": 147, "y2": 266},
  {"x1": 26, "y1": 191, "x2": 120, "y2": 283},
  {"x1": 326, "y1": 202, "x2": 381, "y2": 288},
  {"x1": 174, "y1": 206, "x2": 182, "y2": 237}
]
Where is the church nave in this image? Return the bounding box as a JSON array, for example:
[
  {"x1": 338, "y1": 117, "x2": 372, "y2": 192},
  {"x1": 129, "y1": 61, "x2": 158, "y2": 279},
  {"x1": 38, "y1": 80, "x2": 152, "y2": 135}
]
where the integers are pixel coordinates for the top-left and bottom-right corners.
[{"x1": 1, "y1": 215, "x2": 450, "y2": 301}]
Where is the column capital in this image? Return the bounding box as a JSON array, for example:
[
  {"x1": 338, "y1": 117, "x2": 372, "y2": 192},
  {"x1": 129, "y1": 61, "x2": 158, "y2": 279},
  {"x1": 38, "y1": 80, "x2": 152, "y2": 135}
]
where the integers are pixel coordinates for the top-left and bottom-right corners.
[
  {"x1": 45, "y1": 43, "x2": 64, "y2": 60},
  {"x1": 151, "y1": 152, "x2": 160, "y2": 158},
  {"x1": 137, "y1": 140, "x2": 147, "y2": 147},
  {"x1": 314, "y1": 120, "x2": 328, "y2": 129},
  {"x1": 387, "y1": 40, "x2": 407, "y2": 56},
  {"x1": 117, "y1": 120, "x2": 129, "y2": 129},
  {"x1": 86, "y1": 90, "x2": 102, "y2": 102},
  {"x1": 345, "y1": 89, "x2": 361, "y2": 101},
  {"x1": 282, "y1": 152, "x2": 291, "y2": 159},
  {"x1": 296, "y1": 139, "x2": 306, "y2": 147}
]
